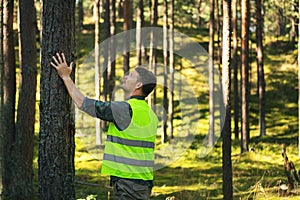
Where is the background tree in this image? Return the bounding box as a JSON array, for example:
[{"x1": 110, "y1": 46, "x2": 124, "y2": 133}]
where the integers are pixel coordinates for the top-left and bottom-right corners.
[
  {"x1": 298, "y1": 0, "x2": 300, "y2": 157},
  {"x1": 38, "y1": 0, "x2": 76, "y2": 199},
  {"x1": 256, "y1": 0, "x2": 265, "y2": 137},
  {"x1": 208, "y1": 0, "x2": 215, "y2": 146},
  {"x1": 148, "y1": 0, "x2": 158, "y2": 107},
  {"x1": 0, "y1": 0, "x2": 3, "y2": 196},
  {"x1": 241, "y1": 0, "x2": 250, "y2": 153},
  {"x1": 2, "y1": 0, "x2": 16, "y2": 197},
  {"x1": 103, "y1": 0, "x2": 110, "y2": 102},
  {"x1": 77, "y1": 0, "x2": 84, "y2": 28},
  {"x1": 136, "y1": 0, "x2": 144, "y2": 66},
  {"x1": 123, "y1": 0, "x2": 130, "y2": 74},
  {"x1": 94, "y1": 0, "x2": 102, "y2": 144},
  {"x1": 8, "y1": 0, "x2": 37, "y2": 197},
  {"x1": 109, "y1": 0, "x2": 116, "y2": 99},
  {"x1": 168, "y1": 0, "x2": 174, "y2": 139},
  {"x1": 197, "y1": 0, "x2": 202, "y2": 26},
  {"x1": 163, "y1": 0, "x2": 168, "y2": 143},
  {"x1": 232, "y1": 0, "x2": 239, "y2": 139},
  {"x1": 221, "y1": 0, "x2": 233, "y2": 198}
]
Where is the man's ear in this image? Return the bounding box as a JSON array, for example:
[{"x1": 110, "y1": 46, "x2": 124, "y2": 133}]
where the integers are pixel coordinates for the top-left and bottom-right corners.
[{"x1": 136, "y1": 81, "x2": 143, "y2": 89}]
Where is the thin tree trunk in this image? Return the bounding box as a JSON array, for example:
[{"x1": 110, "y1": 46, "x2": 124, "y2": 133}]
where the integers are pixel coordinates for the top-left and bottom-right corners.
[
  {"x1": 298, "y1": 0, "x2": 300, "y2": 157},
  {"x1": 215, "y1": 0, "x2": 222, "y2": 68},
  {"x1": 222, "y1": 0, "x2": 233, "y2": 199},
  {"x1": 168, "y1": 0, "x2": 174, "y2": 139},
  {"x1": 110, "y1": 0, "x2": 116, "y2": 100},
  {"x1": 148, "y1": 0, "x2": 158, "y2": 108},
  {"x1": 197, "y1": 0, "x2": 202, "y2": 26},
  {"x1": 232, "y1": 0, "x2": 239, "y2": 139},
  {"x1": 123, "y1": 0, "x2": 130, "y2": 74},
  {"x1": 77, "y1": 0, "x2": 84, "y2": 28},
  {"x1": 208, "y1": 0, "x2": 215, "y2": 146},
  {"x1": 136, "y1": 0, "x2": 143, "y2": 66},
  {"x1": 241, "y1": 0, "x2": 250, "y2": 153},
  {"x1": 39, "y1": 0, "x2": 76, "y2": 198},
  {"x1": 2, "y1": 0, "x2": 16, "y2": 197},
  {"x1": 10, "y1": 0, "x2": 37, "y2": 197},
  {"x1": 163, "y1": 0, "x2": 168, "y2": 143},
  {"x1": 0, "y1": 0, "x2": 3, "y2": 195},
  {"x1": 256, "y1": 0, "x2": 265, "y2": 137},
  {"x1": 94, "y1": 0, "x2": 102, "y2": 145},
  {"x1": 103, "y1": 0, "x2": 110, "y2": 100},
  {"x1": 149, "y1": 0, "x2": 158, "y2": 69}
]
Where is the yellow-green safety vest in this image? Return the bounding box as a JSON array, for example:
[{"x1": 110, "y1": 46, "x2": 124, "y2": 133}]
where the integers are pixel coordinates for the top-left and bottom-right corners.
[{"x1": 101, "y1": 98, "x2": 158, "y2": 180}]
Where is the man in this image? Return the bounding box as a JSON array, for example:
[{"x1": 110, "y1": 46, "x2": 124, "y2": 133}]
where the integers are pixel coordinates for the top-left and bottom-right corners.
[{"x1": 51, "y1": 53, "x2": 158, "y2": 200}]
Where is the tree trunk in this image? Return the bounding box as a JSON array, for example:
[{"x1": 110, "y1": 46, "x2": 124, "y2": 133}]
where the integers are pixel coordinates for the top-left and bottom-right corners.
[
  {"x1": 148, "y1": 0, "x2": 158, "y2": 108},
  {"x1": 123, "y1": 0, "x2": 130, "y2": 74},
  {"x1": 168, "y1": 0, "x2": 174, "y2": 139},
  {"x1": 136, "y1": 0, "x2": 143, "y2": 66},
  {"x1": 215, "y1": 0, "x2": 222, "y2": 68},
  {"x1": 298, "y1": 0, "x2": 300, "y2": 157},
  {"x1": 2, "y1": 0, "x2": 16, "y2": 197},
  {"x1": 241, "y1": 0, "x2": 250, "y2": 153},
  {"x1": 77, "y1": 0, "x2": 84, "y2": 28},
  {"x1": 0, "y1": 0, "x2": 3, "y2": 196},
  {"x1": 103, "y1": 0, "x2": 110, "y2": 99},
  {"x1": 197, "y1": 0, "x2": 202, "y2": 26},
  {"x1": 39, "y1": 0, "x2": 76, "y2": 199},
  {"x1": 256, "y1": 0, "x2": 265, "y2": 137},
  {"x1": 208, "y1": 0, "x2": 215, "y2": 146},
  {"x1": 232, "y1": 0, "x2": 239, "y2": 139},
  {"x1": 9, "y1": 0, "x2": 37, "y2": 198},
  {"x1": 94, "y1": 0, "x2": 102, "y2": 145},
  {"x1": 110, "y1": 0, "x2": 116, "y2": 100},
  {"x1": 163, "y1": 0, "x2": 168, "y2": 143},
  {"x1": 222, "y1": 0, "x2": 233, "y2": 199}
]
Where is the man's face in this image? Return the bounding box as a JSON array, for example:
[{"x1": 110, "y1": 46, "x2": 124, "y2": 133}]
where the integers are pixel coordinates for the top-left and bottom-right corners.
[{"x1": 121, "y1": 70, "x2": 141, "y2": 93}]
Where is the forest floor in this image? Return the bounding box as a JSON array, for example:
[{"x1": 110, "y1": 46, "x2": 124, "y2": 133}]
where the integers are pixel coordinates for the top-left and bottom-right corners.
[{"x1": 33, "y1": 25, "x2": 300, "y2": 200}]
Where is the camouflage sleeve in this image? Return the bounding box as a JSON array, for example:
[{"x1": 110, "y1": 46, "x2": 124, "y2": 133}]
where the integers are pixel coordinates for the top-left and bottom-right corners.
[{"x1": 81, "y1": 97, "x2": 132, "y2": 130}]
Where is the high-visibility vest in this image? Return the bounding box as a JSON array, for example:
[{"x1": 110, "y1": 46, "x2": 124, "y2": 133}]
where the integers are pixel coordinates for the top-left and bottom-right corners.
[{"x1": 101, "y1": 98, "x2": 158, "y2": 180}]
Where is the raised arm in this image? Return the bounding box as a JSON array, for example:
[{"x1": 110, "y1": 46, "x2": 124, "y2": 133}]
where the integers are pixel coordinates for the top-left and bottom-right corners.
[{"x1": 50, "y1": 53, "x2": 84, "y2": 108}]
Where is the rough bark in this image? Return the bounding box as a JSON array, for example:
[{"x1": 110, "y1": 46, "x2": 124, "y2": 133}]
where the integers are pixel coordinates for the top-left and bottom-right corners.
[{"x1": 39, "y1": 0, "x2": 76, "y2": 199}]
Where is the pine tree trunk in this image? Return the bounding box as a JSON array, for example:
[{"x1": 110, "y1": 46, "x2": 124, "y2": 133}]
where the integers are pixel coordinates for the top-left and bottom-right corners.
[
  {"x1": 256, "y1": 0, "x2": 265, "y2": 137},
  {"x1": 232, "y1": 0, "x2": 239, "y2": 140},
  {"x1": 77, "y1": 0, "x2": 84, "y2": 28},
  {"x1": 123, "y1": 0, "x2": 130, "y2": 74},
  {"x1": 0, "y1": 0, "x2": 3, "y2": 196},
  {"x1": 241, "y1": 0, "x2": 250, "y2": 153},
  {"x1": 136, "y1": 0, "x2": 143, "y2": 66},
  {"x1": 2, "y1": 0, "x2": 16, "y2": 197},
  {"x1": 9, "y1": 0, "x2": 37, "y2": 197},
  {"x1": 197, "y1": 0, "x2": 202, "y2": 26},
  {"x1": 298, "y1": 0, "x2": 300, "y2": 157},
  {"x1": 208, "y1": 0, "x2": 215, "y2": 146},
  {"x1": 148, "y1": 0, "x2": 158, "y2": 108},
  {"x1": 94, "y1": 0, "x2": 102, "y2": 144},
  {"x1": 168, "y1": 0, "x2": 174, "y2": 139},
  {"x1": 110, "y1": 0, "x2": 116, "y2": 99},
  {"x1": 39, "y1": 0, "x2": 76, "y2": 199},
  {"x1": 222, "y1": 0, "x2": 233, "y2": 199},
  {"x1": 163, "y1": 0, "x2": 168, "y2": 143},
  {"x1": 103, "y1": 0, "x2": 110, "y2": 100}
]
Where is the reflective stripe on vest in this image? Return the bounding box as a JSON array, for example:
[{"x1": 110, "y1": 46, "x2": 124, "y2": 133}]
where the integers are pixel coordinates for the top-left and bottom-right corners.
[
  {"x1": 101, "y1": 98, "x2": 158, "y2": 180},
  {"x1": 106, "y1": 135, "x2": 155, "y2": 149}
]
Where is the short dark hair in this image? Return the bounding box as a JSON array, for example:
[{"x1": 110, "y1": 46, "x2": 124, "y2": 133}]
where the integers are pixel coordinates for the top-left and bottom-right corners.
[{"x1": 135, "y1": 67, "x2": 157, "y2": 97}]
